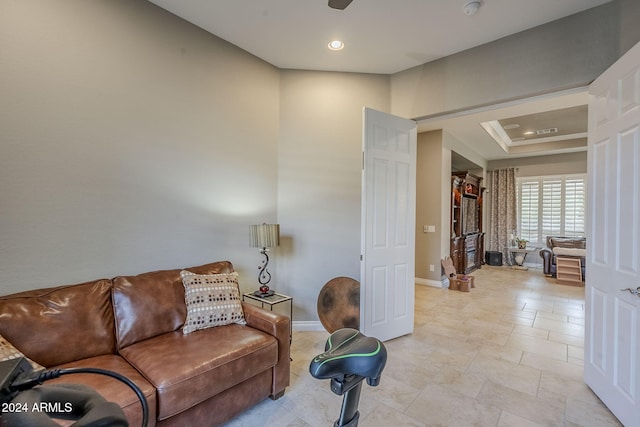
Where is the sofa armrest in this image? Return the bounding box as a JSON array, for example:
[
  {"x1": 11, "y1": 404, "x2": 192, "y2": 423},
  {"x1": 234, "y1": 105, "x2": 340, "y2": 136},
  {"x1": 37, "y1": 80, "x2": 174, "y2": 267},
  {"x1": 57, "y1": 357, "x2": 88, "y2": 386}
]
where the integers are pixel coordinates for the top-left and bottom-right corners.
[
  {"x1": 242, "y1": 303, "x2": 290, "y2": 398},
  {"x1": 540, "y1": 248, "x2": 553, "y2": 275}
]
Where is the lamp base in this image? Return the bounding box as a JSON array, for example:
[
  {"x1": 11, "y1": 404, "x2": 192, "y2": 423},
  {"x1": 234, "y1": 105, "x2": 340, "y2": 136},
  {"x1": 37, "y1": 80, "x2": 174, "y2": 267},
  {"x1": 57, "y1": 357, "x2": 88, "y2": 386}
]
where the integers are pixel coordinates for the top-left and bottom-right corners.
[{"x1": 253, "y1": 289, "x2": 275, "y2": 297}]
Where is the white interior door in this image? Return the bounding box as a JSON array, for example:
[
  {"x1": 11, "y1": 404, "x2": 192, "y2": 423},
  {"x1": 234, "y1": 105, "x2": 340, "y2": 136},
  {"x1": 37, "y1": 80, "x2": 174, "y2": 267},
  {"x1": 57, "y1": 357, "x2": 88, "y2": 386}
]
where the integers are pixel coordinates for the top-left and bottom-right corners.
[
  {"x1": 585, "y1": 41, "x2": 640, "y2": 427},
  {"x1": 361, "y1": 107, "x2": 416, "y2": 342}
]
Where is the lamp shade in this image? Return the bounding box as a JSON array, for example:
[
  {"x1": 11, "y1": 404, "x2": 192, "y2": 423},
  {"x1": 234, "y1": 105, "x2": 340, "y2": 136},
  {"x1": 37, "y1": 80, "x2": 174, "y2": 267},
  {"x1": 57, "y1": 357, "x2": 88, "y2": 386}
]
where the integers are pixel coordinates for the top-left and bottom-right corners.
[{"x1": 249, "y1": 224, "x2": 280, "y2": 249}]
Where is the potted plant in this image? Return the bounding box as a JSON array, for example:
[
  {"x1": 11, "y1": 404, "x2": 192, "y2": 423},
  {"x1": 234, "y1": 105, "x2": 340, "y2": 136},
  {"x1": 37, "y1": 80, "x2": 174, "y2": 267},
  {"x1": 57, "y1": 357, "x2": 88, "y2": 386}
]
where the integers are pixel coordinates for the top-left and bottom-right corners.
[{"x1": 514, "y1": 237, "x2": 528, "y2": 249}]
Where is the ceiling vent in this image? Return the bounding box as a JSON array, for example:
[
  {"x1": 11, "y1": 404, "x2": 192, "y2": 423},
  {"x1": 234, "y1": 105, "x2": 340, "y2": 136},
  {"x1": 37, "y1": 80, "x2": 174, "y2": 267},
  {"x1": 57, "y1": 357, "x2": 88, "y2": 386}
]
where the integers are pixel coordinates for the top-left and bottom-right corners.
[{"x1": 536, "y1": 127, "x2": 558, "y2": 135}]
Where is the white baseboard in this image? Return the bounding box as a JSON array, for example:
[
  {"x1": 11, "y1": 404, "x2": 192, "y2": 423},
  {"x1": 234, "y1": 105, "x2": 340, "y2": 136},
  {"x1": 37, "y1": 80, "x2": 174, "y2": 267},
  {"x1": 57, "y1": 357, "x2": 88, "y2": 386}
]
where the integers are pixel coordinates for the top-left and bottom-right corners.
[
  {"x1": 292, "y1": 321, "x2": 325, "y2": 332},
  {"x1": 415, "y1": 277, "x2": 446, "y2": 288}
]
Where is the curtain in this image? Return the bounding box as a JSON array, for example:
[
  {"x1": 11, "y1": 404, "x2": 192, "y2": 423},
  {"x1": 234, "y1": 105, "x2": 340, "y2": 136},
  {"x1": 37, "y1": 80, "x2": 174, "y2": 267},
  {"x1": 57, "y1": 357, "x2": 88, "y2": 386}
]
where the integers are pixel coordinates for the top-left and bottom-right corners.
[{"x1": 488, "y1": 168, "x2": 517, "y2": 263}]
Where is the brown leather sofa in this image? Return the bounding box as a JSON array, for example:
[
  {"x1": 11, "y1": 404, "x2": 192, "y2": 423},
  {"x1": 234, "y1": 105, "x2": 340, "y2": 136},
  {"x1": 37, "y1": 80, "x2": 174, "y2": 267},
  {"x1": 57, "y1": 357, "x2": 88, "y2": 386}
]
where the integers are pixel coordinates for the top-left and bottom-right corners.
[
  {"x1": 539, "y1": 236, "x2": 586, "y2": 277},
  {"x1": 0, "y1": 261, "x2": 290, "y2": 427}
]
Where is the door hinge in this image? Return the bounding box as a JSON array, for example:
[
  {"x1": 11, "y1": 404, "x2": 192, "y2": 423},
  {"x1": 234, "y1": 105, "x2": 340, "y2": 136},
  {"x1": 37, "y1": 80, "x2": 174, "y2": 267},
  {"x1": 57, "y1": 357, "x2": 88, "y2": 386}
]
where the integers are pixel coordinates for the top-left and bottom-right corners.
[
  {"x1": 362, "y1": 152, "x2": 365, "y2": 170},
  {"x1": 360, "y1": 254, "x2": 363, "y2": 261}
]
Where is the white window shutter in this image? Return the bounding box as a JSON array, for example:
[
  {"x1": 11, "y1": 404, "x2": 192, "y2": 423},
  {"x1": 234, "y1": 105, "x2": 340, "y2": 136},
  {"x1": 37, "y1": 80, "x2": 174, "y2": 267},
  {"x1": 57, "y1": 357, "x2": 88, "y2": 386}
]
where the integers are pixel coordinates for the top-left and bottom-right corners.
[{"x1": 516, "y1": 174, "x2": 586, "y2": 245}]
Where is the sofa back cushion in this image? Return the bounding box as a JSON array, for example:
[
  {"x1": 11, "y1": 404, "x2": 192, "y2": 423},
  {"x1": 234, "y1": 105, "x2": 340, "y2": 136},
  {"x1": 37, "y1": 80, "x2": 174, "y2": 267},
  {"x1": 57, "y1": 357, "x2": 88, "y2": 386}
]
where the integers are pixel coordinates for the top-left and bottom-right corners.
[
  {"x1": 112, "y1": 261, "x2": 235, "y2": 348},
  {"x1": 547, "y1": 236, "x2": 586, "y2": 249},
  {"x1": 0, "y1": 279, "x2": 116, "y2": 367}
]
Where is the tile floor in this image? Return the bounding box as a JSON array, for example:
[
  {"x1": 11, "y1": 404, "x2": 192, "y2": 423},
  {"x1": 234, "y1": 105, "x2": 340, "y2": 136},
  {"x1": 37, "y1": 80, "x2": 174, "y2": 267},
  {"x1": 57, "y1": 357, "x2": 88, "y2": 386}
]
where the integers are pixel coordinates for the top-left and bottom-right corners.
[{"x1": 224, "y1": 266, "x2": 621, "y2": 427}]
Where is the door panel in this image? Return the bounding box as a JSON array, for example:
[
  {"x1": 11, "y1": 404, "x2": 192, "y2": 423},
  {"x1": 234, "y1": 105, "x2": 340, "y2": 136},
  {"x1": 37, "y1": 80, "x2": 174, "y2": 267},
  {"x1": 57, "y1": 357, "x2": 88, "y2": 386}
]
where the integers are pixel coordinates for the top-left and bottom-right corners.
[
  {"x1": 361, "y1": 108, "x2": 416, "y2": 342},
  {"x1": 586, "y1": 41, "x2": 640, "y2": 427}
]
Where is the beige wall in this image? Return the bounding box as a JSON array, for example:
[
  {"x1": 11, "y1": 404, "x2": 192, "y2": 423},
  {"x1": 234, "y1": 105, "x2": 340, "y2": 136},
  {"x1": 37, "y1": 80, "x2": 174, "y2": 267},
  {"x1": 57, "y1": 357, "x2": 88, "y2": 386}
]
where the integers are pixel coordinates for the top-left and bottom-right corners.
[
  {"x1": 415, "y1": 130, "x2": 491, "y2": 284},
  {"x1": 619, "y1": 0, "x2": 640, "y2": 55},
  {"x1": 0, "y1": 0, "x2": 280, "y2": 294},
  {"x1": 0, "y1": 0, "x2": 391, "y2": 322},
  {"x1": 415, "y1": 131, "x2": 446, "y2": 284},
  {"x1": 277, "y1": 70, "x2": 390, "y2": 320},
  {"x1": 390, "y1": 2, "x2": 620, "y2": 121},
  {"x1": 1, "y1": 0, "x2": 636, "y2": 323},
  {"x1": 488, "y1": 152, "x2": 587, "y2": 177}
]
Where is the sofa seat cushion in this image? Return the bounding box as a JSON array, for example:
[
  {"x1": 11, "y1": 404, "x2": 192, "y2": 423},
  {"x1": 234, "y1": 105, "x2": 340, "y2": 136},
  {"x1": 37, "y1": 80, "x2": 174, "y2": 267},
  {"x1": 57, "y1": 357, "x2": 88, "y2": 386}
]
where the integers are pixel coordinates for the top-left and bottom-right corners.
[
  {"x1": 120, "y1": 324, "x2": 278, "y2": 420},
  {"x1": 47, "y1": 354, "x2": 157, "y2": 427}
]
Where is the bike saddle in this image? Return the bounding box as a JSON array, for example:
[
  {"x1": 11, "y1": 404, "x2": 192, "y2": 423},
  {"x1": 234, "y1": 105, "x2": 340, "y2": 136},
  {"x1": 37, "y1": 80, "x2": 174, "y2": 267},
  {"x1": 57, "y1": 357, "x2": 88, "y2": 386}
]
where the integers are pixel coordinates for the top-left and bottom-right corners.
[{"x1": 309, "y1": 328, "x2": 387, "y2": 386}]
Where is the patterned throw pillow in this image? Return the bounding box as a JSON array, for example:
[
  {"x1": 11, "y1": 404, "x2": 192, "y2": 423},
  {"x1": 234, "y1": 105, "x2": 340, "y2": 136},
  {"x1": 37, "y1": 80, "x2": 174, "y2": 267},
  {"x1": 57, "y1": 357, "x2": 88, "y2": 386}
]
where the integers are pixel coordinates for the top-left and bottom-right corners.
[
  {"x1": 180, "y1": 270, "x2": 246, "y2": 334},
  {"x1": 0, "y1": 334, "x2": 45, "y2": 370}
]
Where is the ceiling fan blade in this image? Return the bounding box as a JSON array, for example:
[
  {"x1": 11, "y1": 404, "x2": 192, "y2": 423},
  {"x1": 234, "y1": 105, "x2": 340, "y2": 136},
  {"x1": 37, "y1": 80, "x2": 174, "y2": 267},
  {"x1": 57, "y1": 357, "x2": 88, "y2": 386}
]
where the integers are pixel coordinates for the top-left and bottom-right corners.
[{"x1": 328, "y1": 0, "x2": 353, "y2": 10}]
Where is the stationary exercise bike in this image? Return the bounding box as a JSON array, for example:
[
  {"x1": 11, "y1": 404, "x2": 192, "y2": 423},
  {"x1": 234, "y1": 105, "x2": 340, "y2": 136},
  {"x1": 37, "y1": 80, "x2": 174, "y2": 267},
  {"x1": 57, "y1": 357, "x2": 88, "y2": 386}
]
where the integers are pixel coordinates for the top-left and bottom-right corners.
[{"x1": 309, "y1": 328, "x2": 387, "y2": 427}]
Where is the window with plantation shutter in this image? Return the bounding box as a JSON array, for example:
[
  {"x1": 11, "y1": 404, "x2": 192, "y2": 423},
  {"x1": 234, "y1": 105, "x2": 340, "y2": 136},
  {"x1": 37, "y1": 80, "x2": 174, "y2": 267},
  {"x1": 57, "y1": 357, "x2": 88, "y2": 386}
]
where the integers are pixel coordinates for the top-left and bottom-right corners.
[
  {"x1": 564, "y1": 177, "x2": 585, "y2": 236},
  {"x1": 542, "y1": 179, "x2": 562, "y2": 237},
  {"x1": 516, "y1": 174, "x2": 586, "y2": 245}
]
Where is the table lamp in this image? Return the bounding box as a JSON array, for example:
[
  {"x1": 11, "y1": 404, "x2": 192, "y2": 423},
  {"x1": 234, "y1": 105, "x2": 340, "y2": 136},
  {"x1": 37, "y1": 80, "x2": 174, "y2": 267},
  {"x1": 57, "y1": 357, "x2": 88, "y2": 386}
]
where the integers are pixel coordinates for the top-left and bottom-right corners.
[{"x1": 249, "y1": 223, "x2": 280, "y2": 296}]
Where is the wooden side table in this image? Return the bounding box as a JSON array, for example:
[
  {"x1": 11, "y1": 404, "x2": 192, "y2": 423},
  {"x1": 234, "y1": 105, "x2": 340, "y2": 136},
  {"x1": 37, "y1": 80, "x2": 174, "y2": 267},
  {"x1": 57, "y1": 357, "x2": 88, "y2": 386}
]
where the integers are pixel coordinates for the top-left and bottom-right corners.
[{"x1": 556, "y1": 257, "x2": 583, "y2": 285}]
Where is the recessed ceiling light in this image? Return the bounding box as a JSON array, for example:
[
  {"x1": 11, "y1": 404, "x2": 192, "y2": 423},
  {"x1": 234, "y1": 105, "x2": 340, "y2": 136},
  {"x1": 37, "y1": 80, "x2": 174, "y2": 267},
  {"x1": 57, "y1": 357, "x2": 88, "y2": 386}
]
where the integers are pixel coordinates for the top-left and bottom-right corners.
[
  {"x1": 523, "y1": 131, "x2": 535, "y2": 135},
  {"x1": 503, "y1": 124, "x2": 520, "y2": 130},
  {"x1": 328, "y1": 40, "x2": 344, "y2": 51}
]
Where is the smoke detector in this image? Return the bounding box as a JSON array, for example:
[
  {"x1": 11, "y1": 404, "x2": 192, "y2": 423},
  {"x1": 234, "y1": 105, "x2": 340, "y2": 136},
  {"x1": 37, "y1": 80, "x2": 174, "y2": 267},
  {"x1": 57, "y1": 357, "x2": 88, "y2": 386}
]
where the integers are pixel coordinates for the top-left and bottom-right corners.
[{"x1": 463, "y1": 1, "x2": 481, "y2": 16}]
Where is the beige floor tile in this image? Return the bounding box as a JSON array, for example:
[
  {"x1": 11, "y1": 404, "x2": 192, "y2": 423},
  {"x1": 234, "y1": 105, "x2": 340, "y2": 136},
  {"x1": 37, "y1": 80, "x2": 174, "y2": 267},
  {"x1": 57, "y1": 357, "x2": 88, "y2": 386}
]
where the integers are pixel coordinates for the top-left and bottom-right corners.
[
  {"x1": 477, "y1": 342, "x2": 524, "y2": 364},
  {"x1": 223, "y1": 398, "x2": 309, "y2": 427},
  {"x1": 380, "y1": 355, "x2": 432, "y2": 391},
  {"x1": 548, "y1": 330, "x2": 584, "y2": 347},
  {"x1": 405, "y1": 383, "x2": 501, "y2": 426},
  {"x1": 502, "y1": 308, "x2": 537, "y2": 320},
  {"x1": 565, "y1": 396, "x2": 623, "y2": 426},
  {"x1": 553, "y1": 305, "x2": 585, "y2": 318},
  {"x1": 421, "y1": 362, "x2": 487, "y2": 399},
  {"x1": 533, "y1": 316, "x2": 584, "y2": 337},
  {"x1": 280, "y1": 385, "x2": 377, "y2": 427},
  {"x1": 477, "y1": 380, "x2": 565, "y2": 426},
  {"x1": 224, "y1": 267, "x2": 622, "y2": 427},
  {"x1": 286, "y1": 371, "x2": 321, "y2": 397},
  {"x1": 367, "y1": 369, "x2": 423, "y2": 412},
  {"x1": 520, "y1": 351, "x2": 583, "y2": 381},
  {"x1": 568, "y1": 344, "x2": 584, "y2": 361},
  {"x1": 360, "y1": 403, "x2": 426, "y2": 427},
  {"x1": 505, "y1": 331, "x2": 568, "y2": 361},
  {"x1": 522, "y1": 300, "x2": 555, "y2": 313},
  {"x1": 278, "y1": 386, "x2": 342, "y2": 427},
  {"x1": 511, "y1": 324, "x2": 550, "y2": 339},
  {"x1": 497, "y1": 410, "x2": 547, "y2": 427},
  {"x1": 466, "y1": 353, "x2": 542, "y2": 396},
  {"x1": 535, "y1": 310, "x2": 569, "y2": 322},
  {"x1": 569, "y1": 315, "x2": 585, "y2": 325},
  {"x1": 537, "y1": 371, "x2": 601, "y2": 405},
  {"x1": 409, "y1": 329, "x2": 481, "y2": 359},
  {"x1": 466, "y1": 329, "x2": 511, "y2": 347},
  {"x1": 568, "y1": 356, "x2": 584, "y2": 366},
  {"x1": 500, "y1": 313, "x2": 534, "y2": 327}
]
